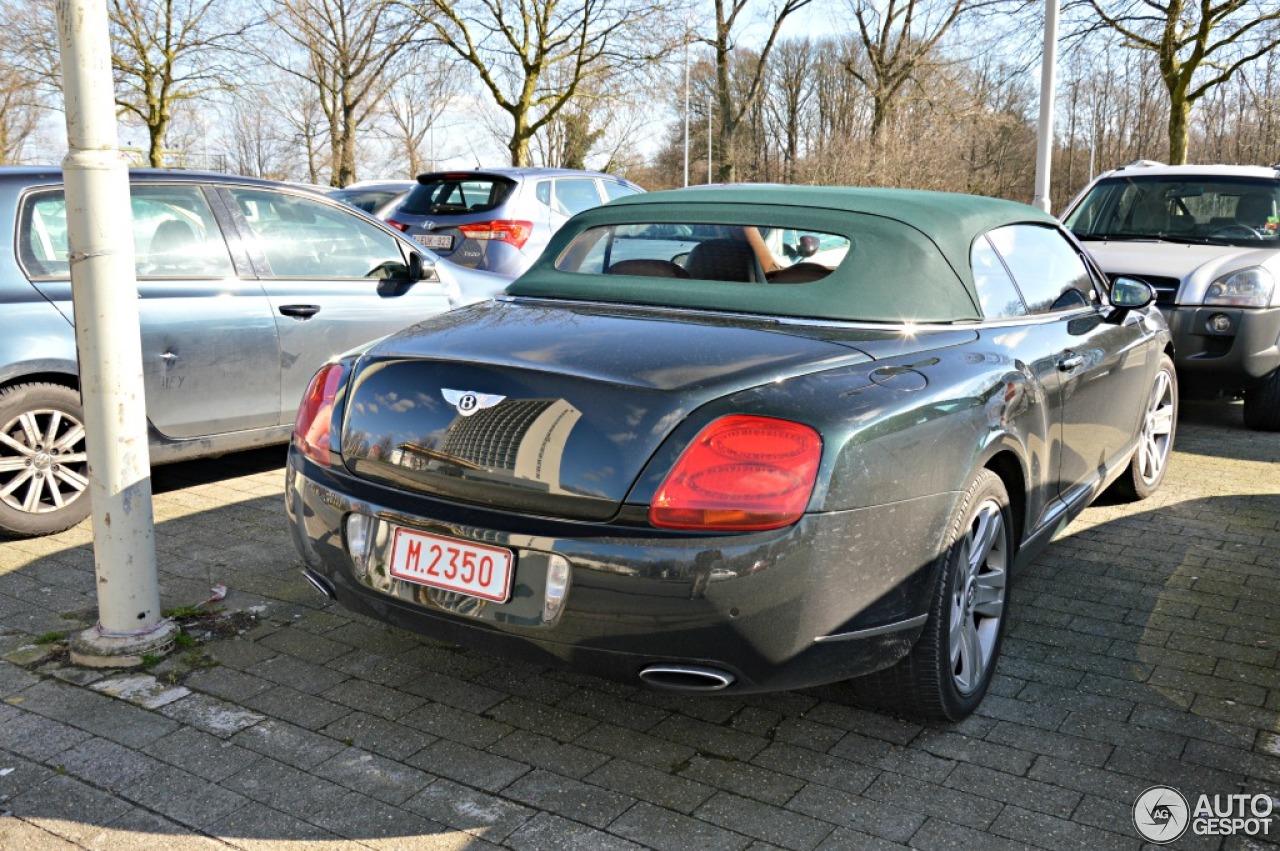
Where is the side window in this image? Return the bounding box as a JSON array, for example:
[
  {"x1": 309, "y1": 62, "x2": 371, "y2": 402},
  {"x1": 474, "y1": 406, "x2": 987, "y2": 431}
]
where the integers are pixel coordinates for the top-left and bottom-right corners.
[
  {"x1": 228, "y1": 188, "x2": 407, "y2": 279},
  {"x1": 553, "y1": 179, "x2": 604, "y2": 216},
  {"x1": 601, "y1": 181, "x2": 639, "y2": 202},
  {"x1": 987, "y1": 224, "x2": 1098, "y2": 313},
  {"x1": 18, "y1": 184, "x2": 234, "y2": 279},
  {"x1": 971, "y1": 236, "x2": 1027, "y2": 319},
  {"x1": 535, "y1": 180, "x2": 552, "y2": 206},
  {"x1": 131, "y1": 185, "x2": 234, "y2": 278}
]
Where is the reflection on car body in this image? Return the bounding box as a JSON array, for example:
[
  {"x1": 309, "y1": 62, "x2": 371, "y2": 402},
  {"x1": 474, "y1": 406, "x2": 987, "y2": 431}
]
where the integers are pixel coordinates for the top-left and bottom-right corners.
[{"x1": 287, "y1": 185, "x2": 1176, "y2": 720}]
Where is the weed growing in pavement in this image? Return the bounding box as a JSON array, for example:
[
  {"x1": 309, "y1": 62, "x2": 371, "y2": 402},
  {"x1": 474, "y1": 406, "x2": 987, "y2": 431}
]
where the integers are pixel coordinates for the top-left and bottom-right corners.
[
  {"x1": 139, "y1": 653, "x2": 162, "y2": 670},
  {"x1": 35, "y1": 631, "x2": 68, "y2": 644}
]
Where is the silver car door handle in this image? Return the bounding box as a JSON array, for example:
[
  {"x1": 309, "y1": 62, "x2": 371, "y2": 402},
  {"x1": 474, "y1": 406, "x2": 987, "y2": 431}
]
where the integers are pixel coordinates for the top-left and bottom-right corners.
[
  {"x1": 279, "y1": 304, "x2": 321, "y2": 319},
  {"x1": 1058, "y1": 353, "x2": 1084, "y2": 371}
]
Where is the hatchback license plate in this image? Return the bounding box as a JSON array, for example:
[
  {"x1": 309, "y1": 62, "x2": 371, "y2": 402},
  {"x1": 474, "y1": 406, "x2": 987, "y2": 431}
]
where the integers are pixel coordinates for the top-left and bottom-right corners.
[
  {"x1": 414, "y1": 234, "x2": 453, "y2": 250},
  {"x1": 389, "y1": 528, "x2": 513, "y2": 602}
]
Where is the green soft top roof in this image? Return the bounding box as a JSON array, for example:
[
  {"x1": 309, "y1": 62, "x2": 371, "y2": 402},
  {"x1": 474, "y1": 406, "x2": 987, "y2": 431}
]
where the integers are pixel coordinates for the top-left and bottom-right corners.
[{"x1": 506, "y1": 185, "x2": 1059, "y2": 323}]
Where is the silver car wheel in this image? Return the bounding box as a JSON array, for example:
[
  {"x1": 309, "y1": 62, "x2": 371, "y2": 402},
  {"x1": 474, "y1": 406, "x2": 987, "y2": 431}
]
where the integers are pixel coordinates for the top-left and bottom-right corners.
[
  {"x1": 948, "y1": 498, "x2": 1007, "y2": 696},
  {"x1": 0, "y1": 407, "x2": 89, "y2": 515},
  {"x1": 1137, "y1": 368, "x2": 1175, "y2": 485}
]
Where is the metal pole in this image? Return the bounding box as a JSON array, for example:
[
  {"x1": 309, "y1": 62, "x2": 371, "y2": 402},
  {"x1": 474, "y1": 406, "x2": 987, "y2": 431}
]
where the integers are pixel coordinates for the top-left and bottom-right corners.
[
  {"x1": 683, "y1": 37, "x2": 690, "y2": 187},
  {"x1": 57, "y1": 0, "x2": 177, "y2": 667},
  {"x1": 1032, "y1": 0, "x2": 1061, "y2": 213},
  {"x1": 707, "y1": 91, "x2": 712, "y2": 184}
]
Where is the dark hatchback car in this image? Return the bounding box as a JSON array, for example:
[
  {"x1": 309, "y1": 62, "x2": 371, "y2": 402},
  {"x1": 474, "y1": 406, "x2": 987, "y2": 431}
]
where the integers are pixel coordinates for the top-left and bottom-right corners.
[
  {"x1": 0, "y1": 166, "x2": 507, "y2": 538},
  {"x1": 386, "y1": 168, "x2": 642, "y2": 276},
  {"x1": 286, "y1": 186, "x2": 1176, "y2": 719}
]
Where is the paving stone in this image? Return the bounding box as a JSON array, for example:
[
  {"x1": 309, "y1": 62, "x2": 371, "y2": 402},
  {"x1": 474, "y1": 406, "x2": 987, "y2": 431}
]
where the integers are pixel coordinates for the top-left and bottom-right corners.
[
  {"x1": 649, "y1": 714, "x2": 769, "y2": 762},
  {"x1": 503, "y1": 768, "x2": 634, "y2": 828},
  {"x1": 242, "y1": 684, "x2": 350, "y2": 731},
  {"x1": 787, "y1": 784, "x2": 926, "y2": 844},
  {"x1": 397, "y1": 668, "x2": 508, "y2": 714},
  {"x1": 160, "y1": 693, "x2": 265, "y2": 738},
  {"x1": 585, "y1": 757, "x2": 715, "y2": 815},
  {"x1": 230, "y1": 719, "x2": 346, "y2": 770},
  {"x1": 245, "y1": 654, "x2": 349, "y2": 696},
  {"x1": 484, "y1": 696, "x2": 599, "y2": 742},
  {"x1": 914, "y1": 730, "x2": 1034, "y2": 776},
  {"x1": 610, "y1": 800, "x2": 753, "y2": 851},
  {"x1": 221, "y1": 757, "x2": 353, "y2": 822},
  {"x1": 406, "y1": 738, "x2": 530, "y2": 792},
  {"x1": 576, "y1": 722, "x2": 698, "y2": 772},
  {"x1": 908, "y1": 817, "x2": 1040, "y2": 851},
  {"x1": 401, "y1": 778, "x2": 535, "y2": 841},
  {"x1": 321, "y1": 676, "x2": 426, "y2": 721},
  {"x1": 320, "y1": 713, "x2": 437, "y2": 761},
  {"x1": 505, "y1": 811, "x2": 646, "y2": 851},
  {"x1": 204, "y1": 800, "x2": 347, "y2": 847},
  {"x1": 988, "y1": 803, "x2": 1133, "y2": 850},
  {"x1": 5, "y1": 774, "x2": 133, "y2": 837},
  {"x1": 142, "y1": 726, "x2": 262, "y2": 782},
  {"x1": 400, "y1": 701, "x2": 514, "y2": 749},
  {"x1": 695, "y1": 791, "x2": 834, "y2": 851},
  {"x1": 555, "y1": 688, "x2": 670, "y2": 732},
  {"x1": 313, "y1": 746, "x2": 434, "y2": 805},
  {"x1": 678, "y1": 753, "x2": 806, "y2": 806},
  {"x1": 256, "y1": 626, "x2": 350, "y2": 664},
  {"x1": 984, "y1": 721, "x2": 1114, "y2": 767},
  {"x1": 769, "y1": 717, "x2": 847, "y2": 753},
  {"x1": 749, "y1": 742, "x2": 879, "y2": 795},
  {"x1": 0, "y1": 706, "x2": 93, "y2": 762},
  {"x1": 15, "y1": 679, "x2": 181, "y2": 748},
  {"x1": 864, "y1": 771, "x2": 1004, "y2": 829},
  {"x1": 183, "y1": 666, "x2": 276, "y2": 703},
  {"x1": 488, "y1": 729, "x2": 610, "y2": 778},
  {"x1": 944, "y1": 762, "x2": 1081, "y2": 819}
]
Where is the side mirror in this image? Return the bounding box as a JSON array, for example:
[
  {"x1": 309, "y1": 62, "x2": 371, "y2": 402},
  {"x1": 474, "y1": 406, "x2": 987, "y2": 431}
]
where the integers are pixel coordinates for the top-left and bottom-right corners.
[
  {"x1": 1109, "y1": 276, "x2": 1156, "y2": 310},
  {"x1": 797, "y1": 235, "x2": 821, "y2": 258},
  {"x1": 408, "y1": 251, "x2": 438, "y2": 283}
]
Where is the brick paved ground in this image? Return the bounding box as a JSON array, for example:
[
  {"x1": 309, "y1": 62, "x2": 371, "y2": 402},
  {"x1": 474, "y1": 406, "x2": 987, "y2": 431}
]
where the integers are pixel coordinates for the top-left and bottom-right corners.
[{"x1": 0, "y1": 400, "x2": 1275, "y2": 850}]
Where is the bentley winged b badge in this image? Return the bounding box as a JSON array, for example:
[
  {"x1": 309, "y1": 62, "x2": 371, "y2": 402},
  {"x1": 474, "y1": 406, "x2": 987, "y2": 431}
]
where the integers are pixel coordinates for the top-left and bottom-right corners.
[{"x1": 442, "y1": 388, "x2": 505, "y2": 417}]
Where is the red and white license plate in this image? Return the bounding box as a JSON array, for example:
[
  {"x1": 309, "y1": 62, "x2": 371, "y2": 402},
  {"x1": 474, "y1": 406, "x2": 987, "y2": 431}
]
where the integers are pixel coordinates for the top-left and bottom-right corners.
[
  {"x1": 414, "y1": 234, "x2": 453, "y2": 250},
  {"x1": 389, "y1": 528, "x2": 513, "y2": 602}
]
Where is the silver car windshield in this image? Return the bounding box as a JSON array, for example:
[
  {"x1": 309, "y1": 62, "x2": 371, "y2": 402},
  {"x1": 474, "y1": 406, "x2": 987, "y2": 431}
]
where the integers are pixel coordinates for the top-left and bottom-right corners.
[{"x1": 1064, "y1": 175, "x2": 1280, "y2": 247}]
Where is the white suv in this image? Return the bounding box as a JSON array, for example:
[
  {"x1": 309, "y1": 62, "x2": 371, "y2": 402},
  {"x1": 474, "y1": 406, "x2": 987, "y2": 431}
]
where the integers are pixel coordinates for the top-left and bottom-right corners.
[{"x1": 1062, "y1": 163, "x2": 1280, "y2": 430}]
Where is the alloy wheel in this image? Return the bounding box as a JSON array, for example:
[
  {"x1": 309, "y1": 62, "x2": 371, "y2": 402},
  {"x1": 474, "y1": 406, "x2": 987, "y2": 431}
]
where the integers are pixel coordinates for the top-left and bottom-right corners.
[
  {"x1": 948, "y1": 499, "x2": 1008, "y2": 695},
  {"x1": 1137, "y1": 369, "x2": 1175, "y2": 485},
  {"x1": 0, "y1": 407, "x2": 89, "y2": 515}
]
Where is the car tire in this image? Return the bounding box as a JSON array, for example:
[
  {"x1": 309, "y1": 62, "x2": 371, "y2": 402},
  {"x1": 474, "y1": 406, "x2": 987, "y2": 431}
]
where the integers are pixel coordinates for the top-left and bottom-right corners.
[
  {"x1": 1110, "y1": 354, "x2": 1178, "y2": 500},
  {"x1": 856, "y1": 469, "x2": 1012, "y2": 721},
  {"x1": 1242, "y1": 368, "x2": 1280, "y2": 431},
  {"x1": 0, "y1": 383, "x2": 92, "y2": 538}
]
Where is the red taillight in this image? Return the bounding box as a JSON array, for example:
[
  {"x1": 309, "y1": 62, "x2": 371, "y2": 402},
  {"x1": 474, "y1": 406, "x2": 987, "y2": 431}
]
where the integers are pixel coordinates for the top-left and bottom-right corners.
[
  {"x1": 386, "y1": 218, "x2": 409, "y2": 232},
  {"x1": 650, "y1": 415, "x2": 822, "y2": 531},
  {"x1": 293, "y1": 363, "x2": 344, "y2": 466},
  {"x1": 458, "y1": 220, "x2": 533, "y2": 249}
]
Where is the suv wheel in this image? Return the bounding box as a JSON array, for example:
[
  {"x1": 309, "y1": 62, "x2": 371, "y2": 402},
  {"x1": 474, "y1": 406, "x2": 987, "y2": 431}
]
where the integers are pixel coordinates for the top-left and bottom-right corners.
[
  {"x1": 0, "y1": 383, "x2": 91, "y2": 538},
  {"x1": 1242, "y1": 369, "x2": 1280, "y2": 431}
]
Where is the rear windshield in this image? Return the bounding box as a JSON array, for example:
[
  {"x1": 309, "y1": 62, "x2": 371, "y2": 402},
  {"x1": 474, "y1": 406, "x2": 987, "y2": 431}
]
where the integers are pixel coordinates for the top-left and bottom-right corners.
[
  {"x1": 554, "y1": 223, "x2": 851, "y2": 284},
  {"x1": 1064, "y1": 175, "x2": 1280, "y2": 246},
  {"x1": 400, "y1": 175, "x2": 516, "y2": 216}
]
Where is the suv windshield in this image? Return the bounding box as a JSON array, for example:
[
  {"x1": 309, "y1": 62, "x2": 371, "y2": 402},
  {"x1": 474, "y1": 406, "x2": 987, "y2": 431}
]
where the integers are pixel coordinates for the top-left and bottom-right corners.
[
  {"x1": 1064, "y1": 175, "x2": 1280, "y2": 246},
  {"x1": 400, "y1": 175, "x2": 516, "y2": 216}
]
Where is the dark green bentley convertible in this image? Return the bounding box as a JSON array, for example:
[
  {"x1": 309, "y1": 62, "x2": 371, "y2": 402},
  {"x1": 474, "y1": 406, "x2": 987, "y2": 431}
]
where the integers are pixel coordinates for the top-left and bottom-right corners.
[{"x1": 286, "y1": 186, "x2": 1176, "y2": 719}]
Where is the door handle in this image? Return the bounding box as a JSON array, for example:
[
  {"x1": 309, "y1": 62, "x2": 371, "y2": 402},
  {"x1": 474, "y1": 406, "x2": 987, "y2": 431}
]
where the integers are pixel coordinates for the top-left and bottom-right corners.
[
  {"x1": 279, "y1": 304, "x2": 320, "y2": 319},
  {"x1": 1058, "y1": 353, "x2": 1084, "y2": 372}
]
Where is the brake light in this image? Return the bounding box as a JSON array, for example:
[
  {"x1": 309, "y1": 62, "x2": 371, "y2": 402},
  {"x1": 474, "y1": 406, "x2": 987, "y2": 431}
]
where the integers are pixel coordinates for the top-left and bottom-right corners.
[
  {"x1": 293, "y1": 363, "x2": 344, "y2": 466},
  {"x1": 386, "y1": 218, "x2": 409, "y2": 232},
  {"x1": 650, "y1": 415, "x2": 822, "y2": 531},
  {"x1": 458, "y1": 220, "x2": 533, "y2": 249}
]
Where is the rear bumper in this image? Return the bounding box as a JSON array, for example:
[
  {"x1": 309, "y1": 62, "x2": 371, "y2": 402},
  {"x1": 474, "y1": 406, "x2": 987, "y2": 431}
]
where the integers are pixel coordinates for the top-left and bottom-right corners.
[
  {"x1": 285, "y1": 453, "x2": 953, "y2": 694},
  {"x1": 1163, "y1": 305, "x2": 1280, "y2": 395}
]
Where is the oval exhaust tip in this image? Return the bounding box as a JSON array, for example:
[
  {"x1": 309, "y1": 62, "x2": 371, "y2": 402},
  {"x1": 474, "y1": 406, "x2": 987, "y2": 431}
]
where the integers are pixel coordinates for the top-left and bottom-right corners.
[
  {"x1": 639, "y1": 665, "x2": 735, "y2": 692},
  {"x1": 302, "y1": 568, "x2": 336, "y2": 601}
]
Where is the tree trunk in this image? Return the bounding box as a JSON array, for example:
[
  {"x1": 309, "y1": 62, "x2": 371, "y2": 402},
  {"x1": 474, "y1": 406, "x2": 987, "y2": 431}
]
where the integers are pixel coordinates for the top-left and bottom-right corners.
[
  {"x1": 1167, "y1": 95, "x2": 1189, "y2": 165},
  {"x1": 148, "y1": 122, "x2": 165, "y2": 167}
]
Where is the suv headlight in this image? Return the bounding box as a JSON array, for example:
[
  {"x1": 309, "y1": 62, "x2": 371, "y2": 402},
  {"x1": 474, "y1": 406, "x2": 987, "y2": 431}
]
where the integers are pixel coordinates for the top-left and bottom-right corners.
[{"x1": 1204, "y1": 267, "x2": 1275, "y2": 307}]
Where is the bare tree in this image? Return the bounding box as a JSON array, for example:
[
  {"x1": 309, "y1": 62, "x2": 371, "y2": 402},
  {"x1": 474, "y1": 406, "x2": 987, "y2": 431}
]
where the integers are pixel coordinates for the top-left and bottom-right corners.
[
  {"x1": 1073, "y1": 0, "x2": 1280, "y2": 163},
  {"x1": 844, "y1": 0, "x2": 984, "y2": 144},
  {"x1": 765, "y1": 38, "x2": 817, "y2": 181},
  {"x1": 380, "y1": 62, "x2": 453, "y2": 176},
  {"x1": 404, "y1": 0, "x2": 675, "y2": 167},
  {"x1": 262, "y1": 0, "x2": 423, "y2": 186},
  {"x1": 0, "y1": 49, "x2": 45, "y2": 164},
  {"x1": 708, "y1": 0, "x2": 814, "y2": 182},
  {"x1": 6, "y1": 0, "x2": 251, "y2": 167}
]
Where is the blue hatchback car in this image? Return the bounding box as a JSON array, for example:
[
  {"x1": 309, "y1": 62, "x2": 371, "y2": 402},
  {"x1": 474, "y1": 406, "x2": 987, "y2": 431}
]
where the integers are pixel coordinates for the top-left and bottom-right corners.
[
  {"x1": 0, "y1": 166, "x2": 508, "y2": 538},
  {"x1": 386, "y1": 168, "x2": 643, "y2": 276}
]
